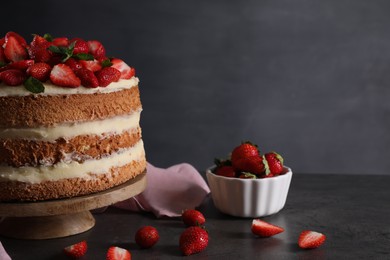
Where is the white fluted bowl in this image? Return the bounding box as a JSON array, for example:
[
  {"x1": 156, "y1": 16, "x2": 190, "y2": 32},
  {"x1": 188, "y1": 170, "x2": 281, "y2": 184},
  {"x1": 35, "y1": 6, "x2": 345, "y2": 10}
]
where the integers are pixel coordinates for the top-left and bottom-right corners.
[{"x1": 206, "y1": 166, "x2": 292, "y2": 218}]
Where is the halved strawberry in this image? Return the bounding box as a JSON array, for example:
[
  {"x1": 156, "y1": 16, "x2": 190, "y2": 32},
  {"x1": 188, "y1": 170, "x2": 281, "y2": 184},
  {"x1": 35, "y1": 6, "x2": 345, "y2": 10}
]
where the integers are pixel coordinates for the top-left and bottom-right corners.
[
  {"x1": 65, "y1": 58, "x2": 83, "y2": 72},
  {"x1": 111, "y1": 58, "x2": 135, "y2": 79},
  {"x1": 5, "y1": 32, "x2": 27, "y2": 47},
  {"x1": 106, "y1": 246, "x2": 131, "y2": 260},
  {"x1": 63, "y1": 240, "x2": 87, "y2": 258},
  {"x1": 251, "y1": 219, "x2": 284, "y2": 237},
  {"x1": 0, "y1": 69, "x2": 27, "y2": 86},
  {"x1": 27, "y1": 62, "x2": 51, "y2": 82},
  {"x1": 69, "y1": 38, "x2": 89, "y2": 54},
  {"x1": 95, "y1": 67, "x2": 121, "y2": 87},
  {"x1": 76, "y1": 68, "x2": 99, "y2": 88},
  {"x1": 52, "y1": 37, "x2": 69, "y2": 47},
  {"x1": 50, "y1": 64, "x2": 81, "y2": 88},
  {"x1": 9, "y1": 60, "x2": 35, "y2": 70},
  {"x1": 4, "y1": 35, "x2": 28, "y2": 62},
  {"x1": 298, "y1": 230, "x2": 326, "y2": 249},
  {"x1": 28, "y1": 35, "x2": 52, "y2": 63},
  {"x1": 87, "y1": 40, "x2": 106, "y2": 59},
  {"x1": 80, "y1": 60, "x2": 102, "y2": 72}
]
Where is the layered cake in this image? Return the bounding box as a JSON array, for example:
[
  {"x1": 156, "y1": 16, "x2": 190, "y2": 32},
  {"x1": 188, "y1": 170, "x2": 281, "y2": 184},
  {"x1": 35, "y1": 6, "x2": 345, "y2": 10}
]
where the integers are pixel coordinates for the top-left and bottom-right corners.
[{"x1": 0, "y1": 32, "x2": 146, "y2": 201}]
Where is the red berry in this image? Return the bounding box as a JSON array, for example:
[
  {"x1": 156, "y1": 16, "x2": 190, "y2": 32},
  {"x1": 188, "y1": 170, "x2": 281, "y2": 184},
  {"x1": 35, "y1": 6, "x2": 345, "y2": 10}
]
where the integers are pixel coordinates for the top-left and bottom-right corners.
[
  {"x1": 0, "y1": 69, "x2": 26, "y2": 86},
  {"x1": 179, "y1": 226, "x2": 209, "y2": 256},
  {"x1": 264, "y1": 152, "x2": 284, "y2": 176},
  {"x1": 27, "y1": 62, "x2": 51, "y2": 82},
  {"x1": 106, "y1": 246, "x2": 131, "y2": 260},
  {"x1": 182, "y1": 209, "x2": 206, "y2": 226},
  {"x1": 215, "y1": 165, "x2": 236, "y2": 178},
  {"x1": 50, "y1": 64, "x2": 81, "y2": 88},
  {"x1": 234, "y1": 155, "x2": 266, "y2": 175},
  {"x1": 70, "y1": 38, "x2": 89, "y2": 54},
  {"x1": 28, "y1": 35, "x2": 52, "y2": 63},
  {"x1": 95, "y1": 67, "x2": 121, "y2": 87},
  {"x1": 5, "y1": 32, "x2": 27, "y2": 47},
  {"x1": 63, "y1": 240, "x2": 87, "y2": 259},
  {"x1": 251, "y1": 219, "x2": 284, "y2": 237},
  {"x1": 298, "y1": 230, "x2": 326, "y2": 249},
  {"x1": 135, "y1": 226, "x2": 159, "y2": 249},
  {"x1": 80, "y1": 60, "x2": 102, "y2": 72},
  {"x1": 87, "y1": 40, "x2": 106, "y2": 59},
  {"x1": 111, "y1": 58, "x2": 135, "y2": 79},
  {"x1": 65, "y1": 58, "x2": 83, "y2": 72},
  {"x1": 52, "y1": 37, "x2": 69, "y2": 47},
  {"x1": 75, "y1": 68, "x2": 99, "y2": 88},
  {"x1": 231, "y1": 142, "x2": 260, "y2": 165},
  {"x1": 9, "y1": 59, "x2": 35, "y2": 70},
  {"x1": 4, "y1": 35, "x2": 28, "y2": 62}
]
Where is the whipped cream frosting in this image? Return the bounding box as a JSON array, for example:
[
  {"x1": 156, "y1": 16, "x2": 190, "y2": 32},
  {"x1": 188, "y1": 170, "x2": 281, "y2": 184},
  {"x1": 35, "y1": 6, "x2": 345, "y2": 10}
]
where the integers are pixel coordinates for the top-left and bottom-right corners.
[
  {"x1": 0, "y1": 77, "x2": 139, "y2": 97},
  {"x1": 0, "y1": 140, "x2": 145, "y2": 183},
  {"x1": 0, "y1": 111, "x2": 141, "y2": 141}
]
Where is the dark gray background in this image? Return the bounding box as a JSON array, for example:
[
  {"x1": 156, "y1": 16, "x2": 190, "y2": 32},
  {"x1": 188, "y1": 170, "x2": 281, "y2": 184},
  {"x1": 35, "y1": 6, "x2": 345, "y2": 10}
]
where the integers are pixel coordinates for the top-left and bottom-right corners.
[{"x1": 2, "y1": 0, "x2": 390, "y2": 175}]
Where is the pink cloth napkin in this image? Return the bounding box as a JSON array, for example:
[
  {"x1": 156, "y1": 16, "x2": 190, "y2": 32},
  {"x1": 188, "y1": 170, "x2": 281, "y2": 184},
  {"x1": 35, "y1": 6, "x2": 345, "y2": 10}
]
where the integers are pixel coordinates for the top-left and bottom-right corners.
[
  {"x1": 0, "y1": 242, "x2": 11, "y2": 260},
  {"x1": 114, "y1": 162, "x2": 210, "y2": 217}
]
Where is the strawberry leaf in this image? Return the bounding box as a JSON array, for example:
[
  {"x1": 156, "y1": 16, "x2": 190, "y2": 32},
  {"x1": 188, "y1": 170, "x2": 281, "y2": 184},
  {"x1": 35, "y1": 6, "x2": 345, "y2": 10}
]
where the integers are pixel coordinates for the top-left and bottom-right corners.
[{"x1": 23, "y1": 76, "x2": 45, "y2": 93}]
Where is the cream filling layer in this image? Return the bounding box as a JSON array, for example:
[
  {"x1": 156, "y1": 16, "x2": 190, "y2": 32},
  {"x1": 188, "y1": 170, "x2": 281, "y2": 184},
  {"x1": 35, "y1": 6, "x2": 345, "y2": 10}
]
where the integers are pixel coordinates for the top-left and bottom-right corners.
[
  {"x1": 0, "y1": 111, "x2": 141, "y2": 141},
  {"x1": 0, "y1": 77, "x2": 139, "y2": 97},
  {"x1": 0, "y1": 140, "x2": 145, "y2": 184}
]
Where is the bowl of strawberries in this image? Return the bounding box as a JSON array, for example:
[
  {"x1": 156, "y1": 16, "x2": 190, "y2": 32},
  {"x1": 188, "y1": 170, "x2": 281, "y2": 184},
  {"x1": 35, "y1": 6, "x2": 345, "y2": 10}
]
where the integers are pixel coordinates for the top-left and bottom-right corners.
[{"x1": 206, "y1": 141, "x2": 292, "y2": 218}]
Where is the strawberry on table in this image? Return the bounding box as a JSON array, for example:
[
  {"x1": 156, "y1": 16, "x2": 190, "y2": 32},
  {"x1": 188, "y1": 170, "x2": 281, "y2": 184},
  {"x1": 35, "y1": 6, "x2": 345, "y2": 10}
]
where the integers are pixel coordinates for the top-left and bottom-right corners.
[
  {"x1": 135, "y1": 226, "x2": 160, "y2": 249},
  {"x1": 50, "y1": 64, "x2": 81, "y2": 88},
  {"x1": 251, "y1": 219, "x2": 284, "y2": 237},
  {"x1": 179, "y1": 226, "x2": 209, "y2": 256},
  {"x1": 182, "y1": 209, "x2": 206, "y2": 226},
  {"x1": 298, "y1": 230, "x2": 326, "y2": 249},
  {"x1": 63, "y1": 240, "x2": 87, "y2": 259},
  {"x1": 106, "y1": 246, "x2": 131, "y2": 260}
]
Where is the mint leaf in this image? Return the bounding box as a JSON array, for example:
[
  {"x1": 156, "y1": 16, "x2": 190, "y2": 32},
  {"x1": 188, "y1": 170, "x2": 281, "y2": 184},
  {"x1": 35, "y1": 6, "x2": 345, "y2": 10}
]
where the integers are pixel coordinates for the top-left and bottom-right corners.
[
  {"x1": 43, "y1": 33, "x2": 53, "y2": 42},
  {"x1": 47, "y1": 45, "x2": 61, "y2": 54},
  {"x1": 101, "y1": 59, "x2": 112, "y2": 68},
  {"x1": 74, "y1": 53, "x2": 94, "y2": 60},
  {"x1": 0, "y1": 61, "x2": 7, "y2": 67},
  {"x1": 23, "y1": 77, "x2": 45, "y2": 94}
]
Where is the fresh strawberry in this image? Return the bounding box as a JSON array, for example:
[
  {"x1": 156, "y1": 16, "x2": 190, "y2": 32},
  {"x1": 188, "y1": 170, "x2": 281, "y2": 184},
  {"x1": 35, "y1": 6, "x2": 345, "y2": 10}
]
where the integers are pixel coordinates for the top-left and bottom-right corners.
[
  {"x1": 231, "y1": 142, "x2": 260, "y2": 165},
  {"x1": 52, "y1": 37, "x2": 69, "y2": 47},
  {"x1": 63, "y1": 240, "x2": 87, "y2": 258},
  {"x1": 179, "y1": 226, "x2": 209, "y2": 256},
  {"x1": 70, "y1": 38, "x2": 89, "y2": 54},
  {"x1": 234, "y1": 155, "x2": 266, "y2": 175},
  {"x1": 215, "y1": 165, "x2": 236, "y2": 178},
  {"x1": 9, "y1": 60, "x2": 35, "y2": 70},
  {"x1": 182, "y1": 209, "x2": 206, "y2": 227},
  {"x1": 76, "y1": 68, "x2": 99, "y2": 88},
  {"x1": 87, "y1": 40, "x2": 106, "y2": 59},
  {"x1": 5, "y1": 32, "x2": 27, "y2": 47},
  {"x1": 135, "y1": 226, "x2": 159, "y2": 249},
  {"x1": 27, "y1": 62, "x2": 51, "y2": 82},
  {"x1": 28, "y1": 35, "x2": 52, "y2": 63},
  {"x1": 111, "y1": 58, "x2": 135, "y2": 79},
  {"x1": 106, "y1": 246, "x2": 131, "y2": 260},
  {"x1": 264, "y1": 152, "x2": 284, "y2": 176},
  {"x1": 80, "y1": 60, "x2": 102, "y2": 72},
  {"x1": 251, "y1": 219, "x2": 284, "y2": 237},
  {"x1": 239, "y1": 172, "x2": 257, "y2": 179},
  {"x1": 50, "y1": 64, "x2": 81, "y2": 88},
  {"x1": 95, "y1": 67, "x2": 121, "y2": 87},
  {"x1": 3, "y1": 35, "x2": 28, "y2": 62},
  {"x1": 298, "y1": 230, "x2": 326, "y2": 249},
  {"x1": 0, "y1": 42, "x2": 6, "y2": 63},
  {"x1": 0, "y1": 69, "x2": 26, "y2": 86},
  {"x1": 65, "y1": 58, "x2": 83, "y2": 72}
]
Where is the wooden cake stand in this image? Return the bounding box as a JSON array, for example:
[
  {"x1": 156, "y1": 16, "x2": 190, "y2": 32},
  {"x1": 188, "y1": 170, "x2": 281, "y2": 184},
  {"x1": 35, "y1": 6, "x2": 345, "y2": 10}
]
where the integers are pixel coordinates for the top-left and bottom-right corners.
[{"x1": 0, "y1": 173, "x2": 146, "y2": 240}]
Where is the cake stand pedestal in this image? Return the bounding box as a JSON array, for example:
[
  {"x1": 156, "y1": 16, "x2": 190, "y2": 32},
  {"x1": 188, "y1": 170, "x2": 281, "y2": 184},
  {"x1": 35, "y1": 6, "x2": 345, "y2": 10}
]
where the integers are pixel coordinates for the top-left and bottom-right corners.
[{"x1": 0, "y1": 173, "x2": 146, "y2": 239}]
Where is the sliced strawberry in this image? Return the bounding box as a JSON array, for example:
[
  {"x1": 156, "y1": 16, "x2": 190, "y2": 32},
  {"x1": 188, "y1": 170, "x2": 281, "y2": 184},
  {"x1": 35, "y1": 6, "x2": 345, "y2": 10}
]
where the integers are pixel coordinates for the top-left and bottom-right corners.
[
  {"x1": 5, "y1": 32, "x2": 27, "y2": 47},
  {"x1": 50, "y1": 64, "x2": 81, "y2": 88},
  {"x1": 95, "y1": 67, "x2": 121, "y2": 87},
  {"x1": 63, "y1": 240, "x2": 87, "y2": 258},
  {"x1": 80, "y1": 59, "x2": 102, "y2": 72},
  {"x1": 106, "y1": 246, "x2": 131, "y2": 260},
  {"x1": 28, "y1": 35, "x2": 52, "y2": 63},
  {"x1": 52, "y1": 37, "x2": 69, "y2": 47},
  {"x1": 70, "y1": 38, "x2": 89, "y2": 54},
  {"x1": 111, "y1": 58, "x2": 135, "y2": 79},
  {"x1": 87, "y1": 40, "x2": 106, "y2": 59},
  {"x1": 4, "y1": 35, "x2": 28, "y2": 62},
  {"x1": 27, "y1": 62, "x2": 51, "y2": 82},
  {"x1": 298, "y1": 230, "x2": 326, "y2": 249},
  {"x1": 65, "y1": 58, "x2": 82, "y2": 72},
  {"x1": 76, "y1": 68, "x2": 99, "y2": 88},
  {"x1": 215, "y1": 165, "x2": 236, "y2": 178},
  {"x1": 0, "y1": 69, "x2": 27, "y2": 86},
  {"x1": 251, "y1": 219, "x2": 284, "y2": 237},
  {"x1": 9, "y1": 60, "x2": 35, "y2": 70}
]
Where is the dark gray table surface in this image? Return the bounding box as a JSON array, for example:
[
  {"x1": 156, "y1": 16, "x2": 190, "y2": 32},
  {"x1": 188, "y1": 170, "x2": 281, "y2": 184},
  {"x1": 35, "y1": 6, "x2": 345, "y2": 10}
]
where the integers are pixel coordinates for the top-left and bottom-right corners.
[{"x1": 1, "y1": 173, "x2": 389, "y2": 260}]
